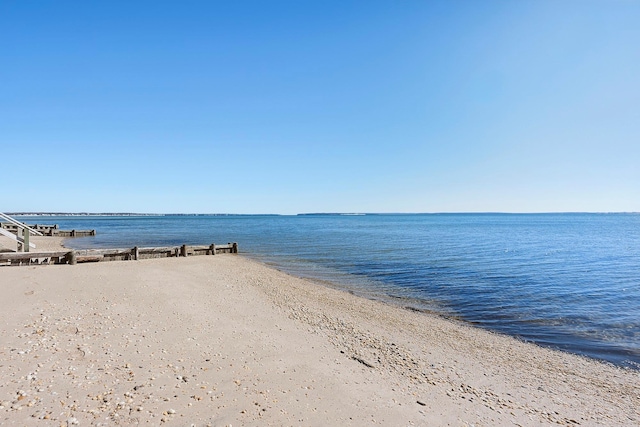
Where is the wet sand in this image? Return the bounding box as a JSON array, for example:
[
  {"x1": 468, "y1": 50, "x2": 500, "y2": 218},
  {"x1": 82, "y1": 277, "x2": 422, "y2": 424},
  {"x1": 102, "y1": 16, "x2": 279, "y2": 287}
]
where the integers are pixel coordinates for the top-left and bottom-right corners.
[{"x1": 0, "y1": 250, "x2": 638, "y2": 426}]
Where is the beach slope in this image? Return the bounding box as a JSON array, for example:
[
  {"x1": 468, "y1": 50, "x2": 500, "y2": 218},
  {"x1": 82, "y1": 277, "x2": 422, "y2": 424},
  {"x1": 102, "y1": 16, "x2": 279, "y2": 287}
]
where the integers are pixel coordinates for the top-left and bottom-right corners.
[{"x1": 1, "y1": 256, "x2": 638, "y2": 426}]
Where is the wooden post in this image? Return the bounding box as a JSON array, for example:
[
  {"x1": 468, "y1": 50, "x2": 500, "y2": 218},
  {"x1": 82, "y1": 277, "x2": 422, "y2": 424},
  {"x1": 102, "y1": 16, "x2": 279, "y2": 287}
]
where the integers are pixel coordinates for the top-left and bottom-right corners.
[
  {"x1": 209, "y1": 244, "x2": 216, "y2": 255},
  {"x1": 180, "y1": 245, "x2": 187, "y2": 257},
  {"x1": 71, "y1": 230, "x2": 76, "y2": 237},
  {"x1": 66, "y1": 251, "x2": 77, "y2": 265},
  {"x1": 24, "y1": 229, "x2": 29, "y2": 252},
  {"x1": 132, "y1": 246, "x2": 139, "y2": 260},
  {"x1": 232, "y1": 242, "x2": 238, "y2": 253}
]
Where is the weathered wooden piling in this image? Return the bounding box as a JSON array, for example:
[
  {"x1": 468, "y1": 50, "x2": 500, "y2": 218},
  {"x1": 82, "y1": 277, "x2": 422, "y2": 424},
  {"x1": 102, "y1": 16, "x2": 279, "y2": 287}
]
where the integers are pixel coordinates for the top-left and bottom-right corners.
[
  {"x1": 66, "y1": 251, "x2": 77, "y2": 265},
  {"x1": 0, "y1": 243, "x2": 238, "y2": 267},
  {"x1": 0, "y1": 223, "x2": 96, "y2": 237}
]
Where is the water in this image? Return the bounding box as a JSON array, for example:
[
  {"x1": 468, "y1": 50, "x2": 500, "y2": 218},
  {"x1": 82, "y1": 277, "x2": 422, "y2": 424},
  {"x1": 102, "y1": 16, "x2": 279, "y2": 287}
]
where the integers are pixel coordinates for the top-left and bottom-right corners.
[{"x1": 17, "y1": 213, "x2": 640, "y2": 368}]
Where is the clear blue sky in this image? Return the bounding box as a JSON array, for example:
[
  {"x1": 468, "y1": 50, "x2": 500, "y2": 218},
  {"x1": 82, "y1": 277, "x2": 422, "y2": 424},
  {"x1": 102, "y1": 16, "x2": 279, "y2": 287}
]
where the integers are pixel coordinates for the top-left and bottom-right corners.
[{"x1": 1, "y1": 0, "x2": 638, "y2": 214}]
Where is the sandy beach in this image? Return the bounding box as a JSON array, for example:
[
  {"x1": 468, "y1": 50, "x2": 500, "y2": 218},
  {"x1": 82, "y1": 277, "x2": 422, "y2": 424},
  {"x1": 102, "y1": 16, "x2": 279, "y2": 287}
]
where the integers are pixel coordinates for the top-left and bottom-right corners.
[
  {"x1": 1, "y1": 245, "x2": 638, "y2": 426},
  {"x1": 0, "y1": 236, "x2": 68, "y2": 254}
]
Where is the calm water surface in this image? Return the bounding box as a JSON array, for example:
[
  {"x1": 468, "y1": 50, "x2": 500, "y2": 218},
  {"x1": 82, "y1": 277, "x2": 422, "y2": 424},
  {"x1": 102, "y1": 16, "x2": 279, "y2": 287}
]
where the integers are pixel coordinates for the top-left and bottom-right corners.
[{"x1": 19, "y1": 213, "x2": 640, "y2": 368}]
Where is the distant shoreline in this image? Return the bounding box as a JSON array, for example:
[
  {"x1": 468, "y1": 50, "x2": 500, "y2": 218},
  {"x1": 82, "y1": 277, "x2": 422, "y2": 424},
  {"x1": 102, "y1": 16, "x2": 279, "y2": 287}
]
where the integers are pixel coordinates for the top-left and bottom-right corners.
[
  {"x1": 7, "y1": 213, "x2": 276, "y2": 217},
  {"x1": 8, "y1": 211, "x2": 640, "y2": 217}
]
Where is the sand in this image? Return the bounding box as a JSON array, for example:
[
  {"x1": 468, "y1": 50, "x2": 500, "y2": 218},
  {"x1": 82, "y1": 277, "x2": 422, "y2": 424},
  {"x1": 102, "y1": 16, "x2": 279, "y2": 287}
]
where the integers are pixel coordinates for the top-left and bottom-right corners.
[
  {"x1": 0, "y1": 236, "x2": 67, "y2": 253},
  {"x1": 0, "y1": 248, "x2": 638, "y2": 426}
]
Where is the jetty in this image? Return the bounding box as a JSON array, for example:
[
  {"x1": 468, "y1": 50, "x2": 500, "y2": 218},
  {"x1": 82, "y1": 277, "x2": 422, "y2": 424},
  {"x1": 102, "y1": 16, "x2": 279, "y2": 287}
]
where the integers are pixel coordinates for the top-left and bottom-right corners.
[
  {"x1": 0, "y1": 212, "x2": 238, "y2": 267},
  {"x1": 0, "y1": 243, "x2": 238, "y2": 267},
  {"x1": 0, "y1": 222, "x2": 96, "y2": 238},
  {"x1": 0, "y1": 212, "x2": 97, "y2": 255}
]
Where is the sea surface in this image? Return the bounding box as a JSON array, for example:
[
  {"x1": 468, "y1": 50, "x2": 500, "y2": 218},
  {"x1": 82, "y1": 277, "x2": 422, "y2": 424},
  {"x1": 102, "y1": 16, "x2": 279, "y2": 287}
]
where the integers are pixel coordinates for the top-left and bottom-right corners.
[{"x1": 17, "y1": 213, "x2": 640, "y2": 368}]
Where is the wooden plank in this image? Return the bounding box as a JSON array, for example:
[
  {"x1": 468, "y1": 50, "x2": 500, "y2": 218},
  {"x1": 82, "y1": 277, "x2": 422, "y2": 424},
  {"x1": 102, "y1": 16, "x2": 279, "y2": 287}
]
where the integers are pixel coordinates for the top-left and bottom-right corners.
[
  {"x1": 76, "y1": 255, "x2": 103, "y2": 263},
  {"x1": 138, "y1": 246, "x2": 180, "y2": 254},
  {"x1": 0, "y1": 251, "x2": 70, "y2": 261},
  {"x1": 1, "y1": 243, "x2": 237, "y2": 267},
  {"x1": 76, "y1": 249, "x2": 125, "y2": 256},
  {"x1": 102, "y1": 250, "x2": 134, "y2": 257},
  {"x1": 0, "y1": 251, "x2": 69, "y2": 260},
  {"x1": 24, "y1": 228, "x2": 30, "y2": 252},
  {"x1": 2, "y1": 226, "x2": 92, "y2": 235},
  {"x1": 213, "y1": 244, "x2": 234, "y2": 250},
  {"x1": 51, "y1": 229, "x2": 95, "y2": 237}
]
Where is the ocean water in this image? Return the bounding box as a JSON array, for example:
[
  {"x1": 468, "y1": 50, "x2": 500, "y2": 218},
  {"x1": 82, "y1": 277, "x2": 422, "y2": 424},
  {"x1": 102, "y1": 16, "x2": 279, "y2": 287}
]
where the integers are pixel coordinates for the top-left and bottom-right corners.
[{"x1": 17, "y1": 213, "x2": 640, "y2": 368}]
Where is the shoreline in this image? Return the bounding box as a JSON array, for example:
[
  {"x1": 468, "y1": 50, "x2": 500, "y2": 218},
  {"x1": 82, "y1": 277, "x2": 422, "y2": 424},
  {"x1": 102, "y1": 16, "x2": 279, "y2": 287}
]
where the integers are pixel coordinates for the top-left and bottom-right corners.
[
  {"x1": 8, "y1": 213, "x2": 638, "y2": 372},
  {"x1": 6, "y1": 236, "x2": 640, "y2": 368},
  {"x1": 1, "y1": 247, "x2": 638, "y2": 425},
  {"x1": 241, "y1": 254, "x2": 640, "y2": 371}
]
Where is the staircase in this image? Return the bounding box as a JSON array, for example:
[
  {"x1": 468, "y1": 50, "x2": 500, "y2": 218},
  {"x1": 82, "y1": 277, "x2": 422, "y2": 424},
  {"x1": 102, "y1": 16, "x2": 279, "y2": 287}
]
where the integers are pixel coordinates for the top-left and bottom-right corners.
[{"x1": 0, "y1": 212, "x2": 42, "y2": 252}]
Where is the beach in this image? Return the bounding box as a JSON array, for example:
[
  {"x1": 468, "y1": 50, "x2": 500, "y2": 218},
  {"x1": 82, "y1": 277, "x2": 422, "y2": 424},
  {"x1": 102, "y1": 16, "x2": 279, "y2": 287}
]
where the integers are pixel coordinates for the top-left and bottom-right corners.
[
  {"x1": 0, "y1": 236, "x2": 67, "y2": 254},
  {"x1": 1, "y1": 249, "x2": 638, "y2": 426}
]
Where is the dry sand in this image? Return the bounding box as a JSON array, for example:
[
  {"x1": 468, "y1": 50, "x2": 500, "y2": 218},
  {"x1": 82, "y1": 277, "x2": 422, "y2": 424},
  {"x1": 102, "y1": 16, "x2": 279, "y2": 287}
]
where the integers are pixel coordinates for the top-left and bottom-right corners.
[
  {"x1": 0, "y1": 249, "x2": 638, "y2": 426},
  {"x1": 0, "y1": 236, "x2": 67, "y2": 253}
]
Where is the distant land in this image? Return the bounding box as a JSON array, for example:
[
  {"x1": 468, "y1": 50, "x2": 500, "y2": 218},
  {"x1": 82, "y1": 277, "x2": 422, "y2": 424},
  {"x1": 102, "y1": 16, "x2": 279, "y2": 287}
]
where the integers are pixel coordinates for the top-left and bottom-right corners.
[
  {"x1": 6, "y1": 212, "x2": 168, "y2": 217},
  {"x1": 5, "y1": 212, "x2": 638, "y2": 217},
  {"x1": 5, "y1": 212, "x2": 275, "y2": 217}
]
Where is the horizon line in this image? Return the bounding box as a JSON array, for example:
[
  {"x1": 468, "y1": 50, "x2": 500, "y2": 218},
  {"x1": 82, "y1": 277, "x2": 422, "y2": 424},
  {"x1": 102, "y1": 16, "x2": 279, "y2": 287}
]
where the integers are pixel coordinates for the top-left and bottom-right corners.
[{"x1": 6, "y1": 211, "x2": 640, "y2": 216}]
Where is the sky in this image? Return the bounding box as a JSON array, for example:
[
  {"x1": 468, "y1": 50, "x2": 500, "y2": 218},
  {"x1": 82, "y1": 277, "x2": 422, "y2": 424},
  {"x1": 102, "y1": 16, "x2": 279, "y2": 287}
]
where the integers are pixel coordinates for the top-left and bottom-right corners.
[{"x1": 1, "y1": 0, "x2": 639, "y2": 214}]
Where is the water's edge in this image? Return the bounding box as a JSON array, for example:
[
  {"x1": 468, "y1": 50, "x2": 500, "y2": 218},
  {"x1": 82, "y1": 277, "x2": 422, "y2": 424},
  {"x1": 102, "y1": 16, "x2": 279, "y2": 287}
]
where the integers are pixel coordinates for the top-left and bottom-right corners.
[
  {"x1": 243, "y1": 252, "x2": 639, "y2": 371},
  {"x1": 17, "y1": 213, "x2": 640, "y2": 369}
]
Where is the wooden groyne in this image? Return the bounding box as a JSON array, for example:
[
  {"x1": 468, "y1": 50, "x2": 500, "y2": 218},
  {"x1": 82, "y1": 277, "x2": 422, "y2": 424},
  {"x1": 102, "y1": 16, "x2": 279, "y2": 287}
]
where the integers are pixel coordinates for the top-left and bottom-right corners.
[
  {"x1": 0, "y1": 243, "x2": 238, "y2": 267},
  {"x1": 0, "y1": 223, "x2": 96, "y2": 237}
]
